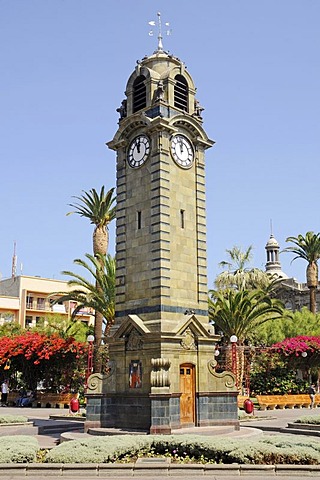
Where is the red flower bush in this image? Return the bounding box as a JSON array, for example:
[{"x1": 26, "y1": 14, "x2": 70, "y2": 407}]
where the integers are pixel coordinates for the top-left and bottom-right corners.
[{"x1": 0, "y1": 332, "x2": 87, "y2": 392}]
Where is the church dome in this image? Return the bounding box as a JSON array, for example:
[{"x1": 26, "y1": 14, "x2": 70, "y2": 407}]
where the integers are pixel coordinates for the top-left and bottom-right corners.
[
  {"x1": 265, "y1": 234, "x2": 279, "y2": 248},
  {"x1": 265, "y1": 234, "x2": 288, "y2": 279}
]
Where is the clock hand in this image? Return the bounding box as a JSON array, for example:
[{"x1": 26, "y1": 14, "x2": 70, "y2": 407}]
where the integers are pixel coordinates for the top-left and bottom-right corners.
[{"x1": 137, "y1": 139, "x2": 141, "y2": 153}]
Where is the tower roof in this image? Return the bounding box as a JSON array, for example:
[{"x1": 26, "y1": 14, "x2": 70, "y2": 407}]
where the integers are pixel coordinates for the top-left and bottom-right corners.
[{"x1": 265, "y1": 234, "x2": 288, "y2": 279}]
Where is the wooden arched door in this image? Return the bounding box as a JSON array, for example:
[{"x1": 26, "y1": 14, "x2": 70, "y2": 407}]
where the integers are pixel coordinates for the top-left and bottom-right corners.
[{"x1": 180, "y1": 363, "x2": 195, "y2": 425}]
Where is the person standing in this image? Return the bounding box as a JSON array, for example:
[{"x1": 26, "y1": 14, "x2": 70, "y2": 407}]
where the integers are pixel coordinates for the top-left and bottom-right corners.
[
  {"x1": 1, "y1": 380, "x2": 9, "y2": 406},
  {"x1": 308, "y1": 384, "x2": 316, "y2": 408}
]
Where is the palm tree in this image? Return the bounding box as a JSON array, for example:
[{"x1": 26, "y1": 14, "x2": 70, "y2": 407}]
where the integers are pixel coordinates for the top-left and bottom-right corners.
[
  {"x1": 209, "y1": 289, "x2": 285, "y2": 344},
  {"x1": 208, "y1": 288, "x2": 285, "y2": 389},
  {"x1": 67, "y1": 187, "x2": 116, "y2": 371},
  {"x1": 54, "y1": 253, "x2": 116, "y2": 334},
  {"x1": 215, "y1": 245, "x2": 276, "y2": 292},
  {"x1": 68, "y1": 186, "x2": 116, "y2": 257},
  {"x1": 218, "y1": 245, "x2": 254, "y2": 272},
  {"x1": 34, "y1": 314, "x2": 90, "y2": 342},
  {"x1": 283, "y1": 232, "x2": 320, "y2": 314}
]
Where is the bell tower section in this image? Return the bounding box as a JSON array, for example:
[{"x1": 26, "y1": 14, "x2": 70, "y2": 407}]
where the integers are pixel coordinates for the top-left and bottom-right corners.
[{"x1": 108, "y1": 50, "x2": 213, "y2": 332}]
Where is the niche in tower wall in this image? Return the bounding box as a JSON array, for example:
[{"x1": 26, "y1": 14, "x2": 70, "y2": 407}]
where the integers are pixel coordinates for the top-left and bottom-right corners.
[{"x1": 129, "y1": 360, "x2": 142, "y2": 388}]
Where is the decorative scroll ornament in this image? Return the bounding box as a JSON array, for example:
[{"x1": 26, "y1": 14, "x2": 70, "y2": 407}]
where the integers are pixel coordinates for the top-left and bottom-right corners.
[
  {"x1": 207, "y1": 359, "x2": 236, "y2": 389},
  {"x1": 87, "y1": 373, "x2": 104, "y2": 393},
  {"x1": 181, "y1": 328, "x2": 197, "y2": 350},
  {"x1": 208, "y1": 358, "x2": 218, "y2": 372},
  {"x1": 126, "y1": 330, "x2": 143, "y2": 351},
  {"x1": 151, "y1": 357, "x2": 171, "y2": 387}
]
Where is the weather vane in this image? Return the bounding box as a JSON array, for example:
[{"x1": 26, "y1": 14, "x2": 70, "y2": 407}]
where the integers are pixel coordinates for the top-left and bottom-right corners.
[{"x1": 148, "y1": 12, "x2": 172, "y2": 52}]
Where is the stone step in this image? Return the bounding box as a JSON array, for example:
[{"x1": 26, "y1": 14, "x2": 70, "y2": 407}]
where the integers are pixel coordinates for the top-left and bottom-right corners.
[
  {"x1": 287, "y1": 422, "x2": 320, "y2": 431},
  {"x1": 281, "y1": 427, "x2": 320, "y2": 437},
  {"x1": 36, "y1": 420, "x2": 84, "y2": 435}
]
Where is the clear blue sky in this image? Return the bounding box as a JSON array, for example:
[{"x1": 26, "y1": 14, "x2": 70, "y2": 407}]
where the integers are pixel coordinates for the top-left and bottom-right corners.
[{"x1": 1, "y1": 0, "x2": 319, "y2": 287}]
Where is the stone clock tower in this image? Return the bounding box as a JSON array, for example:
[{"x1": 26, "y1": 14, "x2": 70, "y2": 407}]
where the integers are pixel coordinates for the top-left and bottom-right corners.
[{"x1": 85, "y1": 19, "x2": 238, "y2": 433}]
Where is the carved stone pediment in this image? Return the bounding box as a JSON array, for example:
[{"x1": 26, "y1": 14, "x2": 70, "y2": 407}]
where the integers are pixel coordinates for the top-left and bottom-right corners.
[
  {"x1": 180, "y1": 327, "x2": 197, "y2": 350},
  {"x1": 173, "y1": 314, "x2": 214, "y2": 339},
  {"x1": 111, "y1": 314, "x2": 150, "y2": 340},
  {"x1": 126, "y1": 329, "x2": 143, "y2": 351}
]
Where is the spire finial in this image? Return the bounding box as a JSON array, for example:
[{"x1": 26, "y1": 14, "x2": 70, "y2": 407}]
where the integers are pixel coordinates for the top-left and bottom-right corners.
[
  {"x1": 270, "y1": 219, "x2": 273, "y2": 236},
  {"x1": 148, "y1": 12, "x2": 171, "y2": 53},
  {"x1": 12, "y1": 241, "x2": 17, "y2": 278}
]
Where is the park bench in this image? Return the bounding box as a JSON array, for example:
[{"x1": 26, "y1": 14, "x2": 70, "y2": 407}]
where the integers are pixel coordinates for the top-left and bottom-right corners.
[
  {"x1": 36, "y1": 392, "x2": 75, "y2": 408},
  {"x1": 6, "y1": 392, "x2": 75, "y2": 408},
  {"x1": 7, "y1": 392, "x2": 19, "y2": 406},
  {"x1": 256, "y1": 395, "x2": 278, "y2": 410},
  {"x1": 256, "y1": 394, "x2": 320, "y2": 410}
]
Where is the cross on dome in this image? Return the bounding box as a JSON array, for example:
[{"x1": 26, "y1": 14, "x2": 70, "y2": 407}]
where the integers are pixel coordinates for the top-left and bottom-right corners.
[{"x1": 148, "y1": 12, "x2": 171, "y2": 53}]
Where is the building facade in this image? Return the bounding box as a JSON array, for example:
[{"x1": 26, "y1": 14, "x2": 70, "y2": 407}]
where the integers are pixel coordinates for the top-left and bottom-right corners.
[
  {"x1": 0, "y1": 275, "x2": 94, "y2": 328},
  {"x1": 265, "y1": 234, "x2": 319, "y2": 312}
]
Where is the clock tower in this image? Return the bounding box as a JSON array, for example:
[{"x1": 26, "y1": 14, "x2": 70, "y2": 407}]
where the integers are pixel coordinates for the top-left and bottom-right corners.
[
  {"x1": 85, "y1": 17, "x2": 238, "y2": 433},
  {"x1": 108, "y1": 53, "x2": 213, "y2": 332}
]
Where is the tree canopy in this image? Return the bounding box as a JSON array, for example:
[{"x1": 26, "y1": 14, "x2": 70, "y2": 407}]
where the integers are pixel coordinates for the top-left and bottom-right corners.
[
  {"x1": 253, "y1": 308, "x2": 320, "y2": 346},
  {"x1": 214, "y1": 245, "x2": 277, "y2": 292}
]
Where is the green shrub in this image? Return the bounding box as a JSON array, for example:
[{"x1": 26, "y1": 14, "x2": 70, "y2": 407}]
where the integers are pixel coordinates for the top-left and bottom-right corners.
[
  {"x1": 250, "y1": 367, "x2": 307, "y2": 395},
  {"x1": 0, "y1": 415, "x2": 28, "y2": 424},
  {"x1": 0, "y1": 436, "x2": 39, "y2": 463},
  {"x1": 44, "y1": 434, "x2": 320, "y2": 465},
  {"x1": 45, "y1": 435, "x2": 152, "y2": 464},
  {"x1": 295, "y1": 415, "x2": 320, "y2": 425}
]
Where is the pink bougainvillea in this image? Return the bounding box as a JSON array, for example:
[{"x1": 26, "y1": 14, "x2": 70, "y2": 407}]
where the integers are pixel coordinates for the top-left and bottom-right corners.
[{"x1": 272, "y1": 336, "x2": 320, "y2": 356}]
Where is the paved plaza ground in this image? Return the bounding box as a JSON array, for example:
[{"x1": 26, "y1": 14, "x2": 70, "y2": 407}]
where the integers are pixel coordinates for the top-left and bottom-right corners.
[
  {"x1": 1, "y1": 403, "x2": 320, "y2": 443},
  {"x1": 1, "y1": 405, "x2": 320, "y2": 478},
  {"x1": 0, "y1": 402, "x2": 310, "y2": 446}
]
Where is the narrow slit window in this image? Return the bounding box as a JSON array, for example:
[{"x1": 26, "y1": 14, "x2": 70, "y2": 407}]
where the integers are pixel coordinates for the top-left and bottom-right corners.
[
  {"x1": 180, "y1": 209, "x2": 185, "y2": 229},
  {"x1": 137, "y1": 211, "x2": 142, "y2": 230},
  {"x1": 133, "y1": 76, "x2": 146, "y2": 112},
  {"x1": 174, "y1": 75, "x2": 188, "y2": 112}
]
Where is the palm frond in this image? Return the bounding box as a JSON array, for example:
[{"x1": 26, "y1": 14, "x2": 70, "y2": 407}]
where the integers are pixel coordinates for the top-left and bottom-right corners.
[
  {"x1": 67, "y1": 187, "x2": 116, "y2": 228},
  {"x1": 51, "y1": 253, "x2": 115, "y2": 328},
  {"x1": 208, "y1": 288, "x2": 285, "y2": 344},
  {"x1": 283, "y1": 232, "x2": 320, "y2": 263}
]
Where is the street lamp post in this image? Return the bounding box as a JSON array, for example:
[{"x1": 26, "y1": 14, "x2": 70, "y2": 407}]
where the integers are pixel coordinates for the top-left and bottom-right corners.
[
  {"x1": 301, "y1": 351, "x2": 310, "y2": 383},
  {"x1": 230, "y1": 335, "x2": 238, "y2": 387},
  {"x1": 86, "y1": 335, "x2": 95, "y2": 388}
]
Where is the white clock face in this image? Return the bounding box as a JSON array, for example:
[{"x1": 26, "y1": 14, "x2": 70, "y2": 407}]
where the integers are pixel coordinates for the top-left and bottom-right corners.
[
  {"x1": 171, "y1": 135, "x2": 194, "y2": 168},
  {"x1": 127, "y1": 135, "x2": 150, "y2": 168}
]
